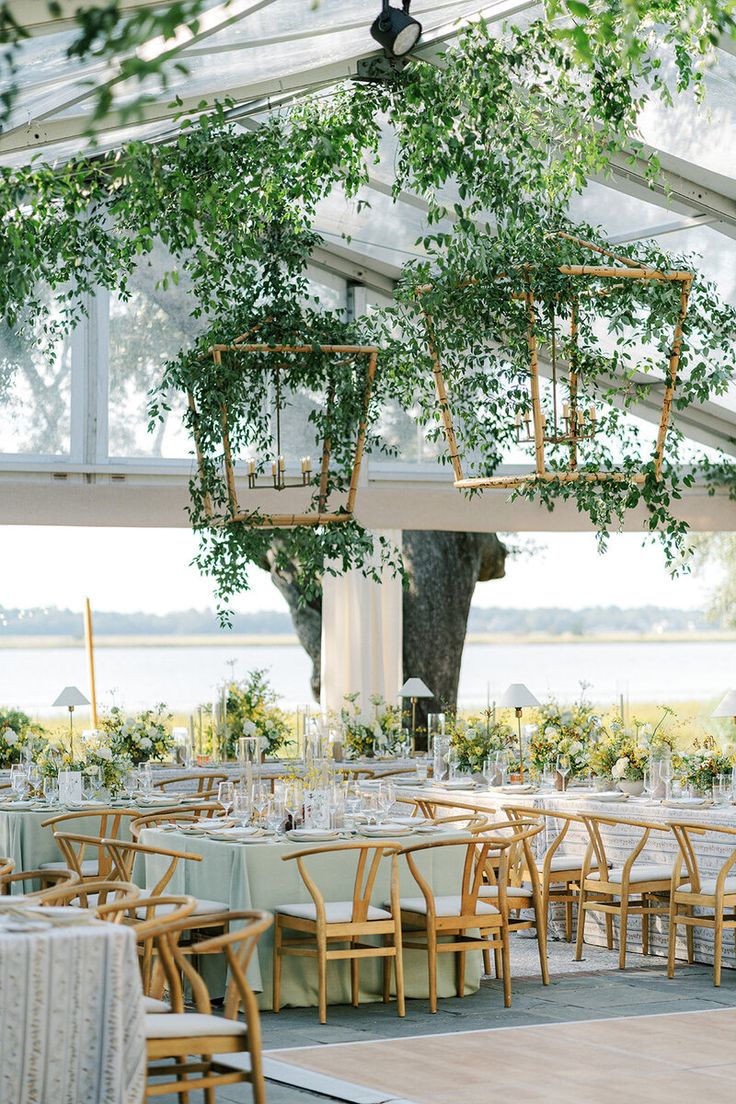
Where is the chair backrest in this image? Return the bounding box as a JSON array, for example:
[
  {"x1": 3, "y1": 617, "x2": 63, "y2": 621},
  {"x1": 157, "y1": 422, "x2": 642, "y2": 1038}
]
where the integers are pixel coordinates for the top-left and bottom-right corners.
[
  {"x1": 102, "y1": 836, "x2": 203, "y2": 898},
  {"x1": 578, "y1": 813, "x2": 673, "y2": 881},
  {"x1": 153, "y1": 771, "x2": 229, "y2": 794},
  {"x1": 670, "y1": 821, "x2": 736, "y2": 898},
  {"x1": 38, "y1": 877, "x2": 141, "y2": 917},
  {"x1": 281, "y1": 842, "x2": 402, "y2": 924},
  {"x1": 151, "y1": 909, "x2": 272, "y2": 1022},
  {"x1": 473, "y1": 819, "x2": 546, "y2": 891},
  {"x1": 42, "y1": 809, "x2": 139, "y2": 876},
  {"x1": 505, "y1": 805, "x2": 582, "y2": 878},
  {"x1": 399, "y1": 834, "x2": 519, "y2": 918},
  {"x1": 0, "y1": 867, "x2": 80, "y2": 900},
  {"x1": 0, "y1": 857, "x2": 15, "y2": 881}
]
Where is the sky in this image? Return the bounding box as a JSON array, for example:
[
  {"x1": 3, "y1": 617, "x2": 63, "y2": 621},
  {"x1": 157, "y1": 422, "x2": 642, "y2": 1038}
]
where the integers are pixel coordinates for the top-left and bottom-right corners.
[{"x1": 0, "y1": 526, "x2": 717, "y2": 615}]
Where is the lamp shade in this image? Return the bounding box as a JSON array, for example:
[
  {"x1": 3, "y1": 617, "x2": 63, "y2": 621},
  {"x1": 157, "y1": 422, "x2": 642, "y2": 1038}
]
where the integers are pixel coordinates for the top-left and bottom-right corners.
[
  {"x1": 712, "y1": 690, "x2": 736, "y2": 717},
  {"x1": 399, "y1": 678, "x2": 433, "y2": 699},
  {"x1": 52, "y1": 686, "x2": 90, "y2": 708},
  {"x1": 499, "y1": 683, "x2": 540, "y2": 709}
]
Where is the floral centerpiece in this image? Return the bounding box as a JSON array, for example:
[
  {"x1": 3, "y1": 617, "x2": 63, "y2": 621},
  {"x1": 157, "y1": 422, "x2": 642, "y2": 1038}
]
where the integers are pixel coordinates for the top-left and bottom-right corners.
[
  {"x1": 530, "y1": 690, "x2": 603, "y2": 779},
  {"x1": 589, "y1": 720, "x2": 650, "y2": 791},
  {"x1": 679, "y1": 736, "x2": 733, "y2": 796},
  {"x1": 80, "y1": 730, "x2": 132, "y2": 796},
  {"x1": 38, "y1": 737, "x2": 86, "y2": 779},
  {"x1": 449, "y1": 715, "x2": 514, "y2": 774},
  {"x1": 98, "y1": 704, "x2": 174, "y2": 765},
  {"x1": 0, "y1": 707, "x2": 46, "y2": 767},
  {"x1": 341, "y1": 693, "x2": 403, "y2": 759},
  {"x1": 220, "y1": 670, "x2": 292, "y2": 758}
]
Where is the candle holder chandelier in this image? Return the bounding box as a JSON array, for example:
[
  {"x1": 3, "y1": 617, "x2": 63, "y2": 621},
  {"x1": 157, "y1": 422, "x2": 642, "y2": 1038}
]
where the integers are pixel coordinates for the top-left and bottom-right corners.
[
  {"x1": 188, "y1": 335, "x2": 378, "y2": 529},
  {"x1": 419, "y1": 231, "x2": 693, "y2": 491}
]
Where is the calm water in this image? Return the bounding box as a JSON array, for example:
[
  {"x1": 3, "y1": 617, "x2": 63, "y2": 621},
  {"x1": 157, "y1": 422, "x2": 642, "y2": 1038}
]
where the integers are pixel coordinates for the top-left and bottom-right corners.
[{"x1": 1, "y1": 639, "x2": 734, "y2": 716}]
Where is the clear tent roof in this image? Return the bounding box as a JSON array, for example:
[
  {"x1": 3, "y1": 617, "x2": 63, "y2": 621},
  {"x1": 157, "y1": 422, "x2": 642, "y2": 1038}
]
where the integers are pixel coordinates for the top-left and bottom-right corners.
[{"x1": 2, "y1": 0, "x2": 736, "y2": 488}]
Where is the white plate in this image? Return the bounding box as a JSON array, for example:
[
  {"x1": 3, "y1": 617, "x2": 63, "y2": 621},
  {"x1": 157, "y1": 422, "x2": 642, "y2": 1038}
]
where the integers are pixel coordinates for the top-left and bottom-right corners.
[
  {"x1": 393, "y1": 778, "x2": 422, "y2": 787},
  {"x1": 388, "y1": 815, "x2": 430, "y2": 826},
  {"x1": 439, "y1": 780, "x2": 477, "y2": 791},
  {"x1": 0, "y1": 800, "x2": 35, "y2": 810},
  {"x1": 589, "y1": 792, "x2": 629, "y2": 802},
  {"x1": 662, "y1": 797, "x2": 709, "y2": 808},
  {"x1": 360, "y1": 824, "x2": 413, "y2": 837},
  {"x1": 286, "y1": 829, "x2": 339, "y2": 842},
  {"x1": 64, "y1": 801, "x2": 109, "y2": 811}
]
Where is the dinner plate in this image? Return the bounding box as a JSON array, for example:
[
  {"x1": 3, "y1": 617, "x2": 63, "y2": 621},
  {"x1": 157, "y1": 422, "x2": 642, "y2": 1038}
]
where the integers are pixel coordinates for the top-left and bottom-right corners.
[
  {"x1": 439, "y1": 780, "x2": 477, "y2": 791},
  {"x1": 360, "y1": 824, "x2": 413, "y2": 837},
  {"x1": 589, "y1": 792, "x2": 629, "y2": 802},
  {"x1": 0, "y1": 800, "x2": 35, "y2": 810},
  {"x1": 286, "y1": 829, "x2": 339, "y2": 841},
  {"x1": 388, "y1": 815, "x2": 430, "y2": 826},
  {"x1": 661, "y1": 797, "x2": 710, "y2": 808}
]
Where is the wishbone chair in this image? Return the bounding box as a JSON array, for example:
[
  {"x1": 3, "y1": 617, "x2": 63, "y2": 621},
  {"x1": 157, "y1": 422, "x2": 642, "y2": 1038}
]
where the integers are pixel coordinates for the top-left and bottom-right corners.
[{"x1": 668, "y1": 821, "x2": 736, "y2": 986}]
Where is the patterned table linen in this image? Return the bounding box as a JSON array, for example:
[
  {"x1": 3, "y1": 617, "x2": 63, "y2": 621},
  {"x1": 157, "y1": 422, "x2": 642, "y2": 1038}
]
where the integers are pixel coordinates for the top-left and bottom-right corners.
[{"x1": 0, "y1": 920, "x2": 145, "y2": 1104}]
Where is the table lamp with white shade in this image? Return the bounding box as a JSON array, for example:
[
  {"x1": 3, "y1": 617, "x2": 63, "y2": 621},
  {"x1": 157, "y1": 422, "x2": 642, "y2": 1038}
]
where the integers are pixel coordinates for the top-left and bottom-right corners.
[
  {"x1": 52, "y1": 686, "x2": 90, "y2": 738},
  {"x1": 499, "y1": 683, "x2": 540, "y2": 781},
  {"x1": 399, "y1": 677, "x2": 434, "y2": 752},
  {"x1": 712, "y1": 690, "x2": 736, "y2": 724}
]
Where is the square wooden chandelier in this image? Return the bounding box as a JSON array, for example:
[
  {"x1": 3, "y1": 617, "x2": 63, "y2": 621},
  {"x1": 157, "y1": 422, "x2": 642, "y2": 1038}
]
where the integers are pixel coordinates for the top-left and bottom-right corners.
[
  {"x1": 418, "y1": 232, "x2": 693, "y2": 491},
  {"x1": 188, "y1": 337, "x2": 378, "y2": 529}
]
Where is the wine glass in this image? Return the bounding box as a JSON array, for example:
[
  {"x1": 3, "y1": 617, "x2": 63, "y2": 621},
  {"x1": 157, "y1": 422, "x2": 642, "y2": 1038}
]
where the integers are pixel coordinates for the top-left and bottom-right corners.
[
  {"x1": 642, "y1": 764, "x2": 655, "y2": 802},
  {"x1": 496, "y1": 749, "x2": 509, "y2": 786},
  {"x1": 265, "y1": 797, "x2": 285, "y2": 837},
  {"x1": 284, "y1": 782, "x2": 302, "y2": 831},
  {"x1": 252, "y1": 782, "x2": 269, "y2": 824},
  {"x1": 84, "y1": 765, "x2": 101, "y2": 801},
  {"x1": 218, "y1": 781, "x2": 235, "y2": 820},
  {"x1": 658, "y1": 755, "x2": 673, "y2": 801},
  {"x1": 139, "y1": 765, "x2": 154, "y2": 798},
  {"x1": 556, "y1": 753, "x2": 570, "y2": 791}
]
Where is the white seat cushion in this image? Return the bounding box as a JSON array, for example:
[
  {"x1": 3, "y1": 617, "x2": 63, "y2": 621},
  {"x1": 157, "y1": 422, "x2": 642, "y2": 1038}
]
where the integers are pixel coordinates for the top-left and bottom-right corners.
[
  {"x1": 143, "y1": 997, "x2": 171, "y2": 1014},
  {"x1": 478, "y1": 884, "x2": 533, "y2": 900},
  {"x1": 39, "y1": 859, "x2": 99, "y2": 876},
  {"x1": 276, "y1": 901, "x2": 392, "y2": 923},
  {"x1": 135, "y1": 889, "x2": 228, "y2": 919},
  {"x1": 679, "y1": 877, "x2": 736, "y2": 898},
  {"x1": 588, "y1": 864, "x2": 671, "y2": 885},
  {"x1": 398, "y1": 895, "x2": 499, "y2": 917},
  {"x1": 145, "y1": 1013, "x2": 247, "y2": 1039}
]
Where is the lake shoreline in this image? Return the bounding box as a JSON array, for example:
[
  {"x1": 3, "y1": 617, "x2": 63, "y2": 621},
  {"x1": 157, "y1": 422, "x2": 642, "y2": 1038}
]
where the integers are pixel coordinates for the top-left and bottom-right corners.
[{"x1": 0, "y1": 630, "x2": 734, "y2": 649}]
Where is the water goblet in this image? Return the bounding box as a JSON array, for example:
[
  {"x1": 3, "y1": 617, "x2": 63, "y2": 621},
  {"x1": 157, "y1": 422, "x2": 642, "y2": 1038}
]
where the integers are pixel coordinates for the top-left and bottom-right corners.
[
  {"x1": 496, "y1": 749, "x2": 509, "y2": 786},
  {"x1": 84, "y1": 765, "x2": 101, "y2": 801},
  {"x1": 218, "y1": 781, "x2": 235, "y2": 820},
  {"x1": 658, "y1": 755, "x2": 673, "y2": 801},
  {"x1": 10, "y1": 764, "x2": 27, "y2": 801},
  {"x1": 139, "y1": 765, "x2": 154, "y2": 797},
  {"x1": 42, "y1": 776, "x2": 59, "y2": 806},
  {"x1": 252, "y1": 782, "x2": 269, "y2": 824},
  {"x1": 232, "y1": 787, "x2": 251, "y2": 829},
  {"x1": 284, "y1": 782, "x2": 302, "y2": 831}
]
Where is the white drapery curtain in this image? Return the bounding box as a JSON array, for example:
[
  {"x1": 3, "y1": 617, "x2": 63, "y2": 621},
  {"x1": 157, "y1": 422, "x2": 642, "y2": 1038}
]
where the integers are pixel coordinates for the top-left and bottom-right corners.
[{"x1": 320, "y1": 530, "x2": 402, "y2": 720}]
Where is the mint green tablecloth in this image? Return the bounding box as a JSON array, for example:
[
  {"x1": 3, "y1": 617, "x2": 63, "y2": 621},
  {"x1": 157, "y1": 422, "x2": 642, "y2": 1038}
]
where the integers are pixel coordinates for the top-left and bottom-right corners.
[{"x1": 140, "y1": 827, "x2": 483, "y2": 1010}]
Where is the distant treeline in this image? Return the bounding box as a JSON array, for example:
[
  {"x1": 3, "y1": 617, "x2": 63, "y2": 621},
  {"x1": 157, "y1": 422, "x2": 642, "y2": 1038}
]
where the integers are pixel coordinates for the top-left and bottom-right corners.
[
  {"x1": 0, "y1": 603, "x2": 719, "y2": 637},
  {"x1": 467, "y1": 605, "x2": 717, "y2": 634}
]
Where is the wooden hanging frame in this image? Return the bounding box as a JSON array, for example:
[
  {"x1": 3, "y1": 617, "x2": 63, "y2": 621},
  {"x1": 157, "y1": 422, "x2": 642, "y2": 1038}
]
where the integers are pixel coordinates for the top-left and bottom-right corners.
[
  {"x1": 418, "y1": 231, "x2": 693, "y2": 491},
  {"x1": 188, "y1": 342, "x2": 378, "y2": 529}
]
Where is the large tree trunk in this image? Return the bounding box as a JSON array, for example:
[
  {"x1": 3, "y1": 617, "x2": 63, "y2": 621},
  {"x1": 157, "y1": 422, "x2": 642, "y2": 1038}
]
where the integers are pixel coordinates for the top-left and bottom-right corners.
[{"x1": 262, "y1": 531, "x2": 507, "y2": 710}]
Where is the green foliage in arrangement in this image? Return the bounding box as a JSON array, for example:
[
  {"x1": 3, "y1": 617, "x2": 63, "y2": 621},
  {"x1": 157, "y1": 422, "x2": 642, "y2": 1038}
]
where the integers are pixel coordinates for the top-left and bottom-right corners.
[
  {"x1": 1, "y1": 16, "x2": 736, "y2": 614},
  {"x1": 678, "y1": 737, "x2": 735, "y2": 793},
  {"x1": 0, "y1": 707, "x2": 45, "y2": 767},
  {"x1": 97, "y1": 704, "x2": 174, "y2": 765},
  {"x1": 220, "y1": 669, "x2": 292, "y2": 758},
  {"x1": 449, "y1": 715, "x2": 515, "y2": 774},
  {"x1": 529, "y1": 690, "x2": 604, "y2": 776},
  {"x1": 339, "y1": 693, "x2": 404, "y2": 759}
]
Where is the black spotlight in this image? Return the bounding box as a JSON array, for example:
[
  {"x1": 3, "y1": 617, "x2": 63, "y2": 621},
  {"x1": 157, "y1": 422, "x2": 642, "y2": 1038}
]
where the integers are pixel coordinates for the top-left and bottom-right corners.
[{"x1": 370, "y1": 0, "x2": 422, "y2": 57}]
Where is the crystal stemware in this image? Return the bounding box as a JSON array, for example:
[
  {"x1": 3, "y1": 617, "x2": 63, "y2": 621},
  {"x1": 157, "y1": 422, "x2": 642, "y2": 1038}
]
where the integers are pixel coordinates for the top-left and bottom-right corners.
[{"x1": 218, "y1": 781, "x2": 235, "y2": 820}]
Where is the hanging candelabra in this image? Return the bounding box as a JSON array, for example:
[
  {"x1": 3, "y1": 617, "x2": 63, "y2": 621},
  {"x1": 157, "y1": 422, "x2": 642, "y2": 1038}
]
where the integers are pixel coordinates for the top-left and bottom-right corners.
[{"x1": 419, "y1": 231, "x2": 693, "y2": 492}]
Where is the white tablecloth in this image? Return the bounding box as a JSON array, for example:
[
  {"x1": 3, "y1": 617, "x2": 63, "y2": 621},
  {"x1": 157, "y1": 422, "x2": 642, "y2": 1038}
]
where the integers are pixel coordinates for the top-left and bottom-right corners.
[
  {"x1": 411, "y1": 784, "x2": 736, "y2": 967},
  {"x1": 0, "y1": 916, "x2": 145, "y2": 1104}
]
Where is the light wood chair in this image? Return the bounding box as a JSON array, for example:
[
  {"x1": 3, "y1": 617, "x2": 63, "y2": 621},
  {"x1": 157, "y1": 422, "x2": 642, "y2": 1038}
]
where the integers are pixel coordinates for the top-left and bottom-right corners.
[
  {"x1": 101, "y1": 836, "x2": 229, "y2": 920},
  {"x1": 142, "y1": 909, "x2": 272, "y2": 1104},
  {"x1": 0, "y1": 866, "x2": 80, "y2": 900},
  {"x1": 575, "y1": 813, "x2": 678, "y2": 968},
  {"x1": 40, "y1": 808, "x2": 140, "y2": 880},
  {"x1": 38, "y1": 877, "x2": 141, "y2": 916},
  {"x1": 0, "y1": 857, "x2": 14, "y2": 880},
  {"x1": 273, "y1": 842, "x2": 405, "y2": 1024},
  {"x1": 474, "y1": 818, "x2": 549, "y2": 985},
  {"x1": 667, "y1": 821, "x2": 736, "y2": 986},
  {"x1": 94, "y1": 892, "x2": 198, "y2": 1000},
  {"x1": 396, "y1": 832, "x2": 527, "y2": 1012},
  {"x1": 506, "y1": 805, "x2": 607, "y2": 942}
]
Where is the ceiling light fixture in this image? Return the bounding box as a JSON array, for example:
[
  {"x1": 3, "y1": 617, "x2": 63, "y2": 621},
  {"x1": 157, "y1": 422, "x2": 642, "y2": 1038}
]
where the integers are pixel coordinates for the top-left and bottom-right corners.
[{"x1": 370, "y1": 0, "x2": 422, "y2": 58}]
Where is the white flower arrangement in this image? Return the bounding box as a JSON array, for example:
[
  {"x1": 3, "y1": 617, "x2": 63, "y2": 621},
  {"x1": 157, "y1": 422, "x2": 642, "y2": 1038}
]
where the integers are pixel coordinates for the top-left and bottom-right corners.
[{"x1": 612, "y1": 756, "x2": 630, "y2": 780}]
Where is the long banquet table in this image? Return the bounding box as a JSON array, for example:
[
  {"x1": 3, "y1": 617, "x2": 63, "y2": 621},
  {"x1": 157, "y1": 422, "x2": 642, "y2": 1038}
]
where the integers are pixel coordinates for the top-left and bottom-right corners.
[
  {"x1": 0, "y1": 908, "x2": 145, "y2": 1104},
  {"x1": 141, "y1": 825, "x2": 482, "y2": 1010},
  {"x1": 410, "y1": 783, "x2": 736, "y2": 968}
]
